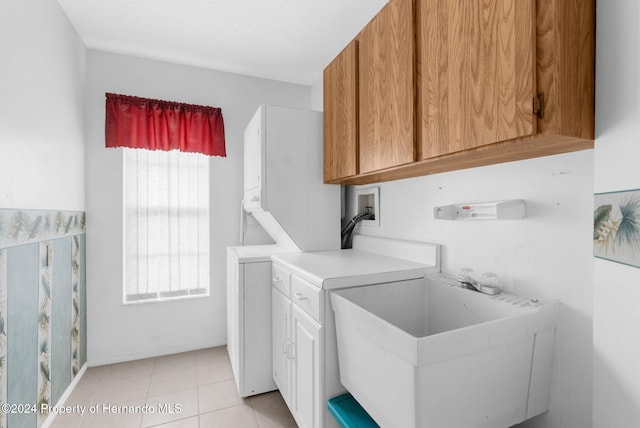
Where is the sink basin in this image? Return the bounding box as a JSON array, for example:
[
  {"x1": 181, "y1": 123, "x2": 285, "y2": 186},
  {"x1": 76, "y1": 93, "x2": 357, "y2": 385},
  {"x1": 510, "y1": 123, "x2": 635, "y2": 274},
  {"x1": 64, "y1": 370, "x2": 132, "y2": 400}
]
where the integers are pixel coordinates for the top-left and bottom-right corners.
[{"x1": 330, "y1": 275, "x2": 559, "y2": 428}]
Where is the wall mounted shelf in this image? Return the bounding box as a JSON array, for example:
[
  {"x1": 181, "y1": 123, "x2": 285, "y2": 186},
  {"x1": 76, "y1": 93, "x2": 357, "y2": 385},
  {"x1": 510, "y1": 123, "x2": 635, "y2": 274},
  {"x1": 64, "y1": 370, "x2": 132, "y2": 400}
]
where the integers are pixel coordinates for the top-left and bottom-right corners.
[{"x1": 434, "y1": 199, "x2": 526, "y2": 220}]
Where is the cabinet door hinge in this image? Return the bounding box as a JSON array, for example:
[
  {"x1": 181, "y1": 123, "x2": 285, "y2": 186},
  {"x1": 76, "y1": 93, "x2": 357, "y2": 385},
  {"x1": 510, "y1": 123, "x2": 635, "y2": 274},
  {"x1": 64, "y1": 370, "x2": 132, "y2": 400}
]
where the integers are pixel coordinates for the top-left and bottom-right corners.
[{"x1": 533, "y1": 94, "x2": 544, "y2": 119}]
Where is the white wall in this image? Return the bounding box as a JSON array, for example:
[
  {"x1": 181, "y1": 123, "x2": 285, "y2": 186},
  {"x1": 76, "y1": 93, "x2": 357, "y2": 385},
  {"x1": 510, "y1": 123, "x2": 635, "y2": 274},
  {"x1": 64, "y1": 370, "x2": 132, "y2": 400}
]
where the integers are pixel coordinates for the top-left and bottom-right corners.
[
  {"x1": 310, "y1": 77, "x2": 323, "y2": 111},
  {"x1": 343, "y1": 152, "x2": 594, "y2": 428},
  {"x1": 593, "y1": 0, "x2": 640, "y2": 425},
  {"x1": 0, "y1": 0, "x2": 86, "y2": 210},
  {"x1": 85, "y1": 50, "x2": 311, "y2": 364}
]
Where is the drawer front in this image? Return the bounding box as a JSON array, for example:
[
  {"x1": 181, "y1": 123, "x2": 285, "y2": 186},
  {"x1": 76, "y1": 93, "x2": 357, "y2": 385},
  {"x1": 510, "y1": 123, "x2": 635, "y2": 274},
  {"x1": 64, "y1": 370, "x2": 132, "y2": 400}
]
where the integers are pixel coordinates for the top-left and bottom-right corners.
[
  {"x1": 272, "y1": 264, "x2": 291, "y2": 297},
  {"x1": 291, "y1": 275, "x2": 322, "y2": 323}
]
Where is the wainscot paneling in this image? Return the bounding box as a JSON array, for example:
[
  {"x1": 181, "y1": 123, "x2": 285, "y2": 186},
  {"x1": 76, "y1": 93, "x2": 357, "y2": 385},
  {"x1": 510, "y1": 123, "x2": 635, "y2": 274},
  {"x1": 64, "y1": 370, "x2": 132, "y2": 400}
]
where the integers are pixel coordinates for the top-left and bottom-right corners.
[{"x1": 0, "y1": 209, "x2": 86, "y2": 427}]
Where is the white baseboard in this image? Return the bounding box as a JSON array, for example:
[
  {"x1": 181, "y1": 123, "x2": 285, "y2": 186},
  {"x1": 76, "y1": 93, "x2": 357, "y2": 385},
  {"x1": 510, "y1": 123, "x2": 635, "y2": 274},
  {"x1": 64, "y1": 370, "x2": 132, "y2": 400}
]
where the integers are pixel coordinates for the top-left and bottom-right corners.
[{"x1": 87, "y1": 342, "x2": 226, "y2": 367}]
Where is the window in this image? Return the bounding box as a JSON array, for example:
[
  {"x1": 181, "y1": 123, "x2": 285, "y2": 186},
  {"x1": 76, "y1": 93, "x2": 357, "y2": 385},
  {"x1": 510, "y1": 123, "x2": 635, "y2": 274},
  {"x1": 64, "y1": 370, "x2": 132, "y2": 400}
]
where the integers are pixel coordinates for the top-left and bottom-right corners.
[
  {"x1": 105, "y1": 93, "x2": 224, "y2": 303},
  {"x1": 123, "y1": 148, "x2": 210, "y2": 303}
]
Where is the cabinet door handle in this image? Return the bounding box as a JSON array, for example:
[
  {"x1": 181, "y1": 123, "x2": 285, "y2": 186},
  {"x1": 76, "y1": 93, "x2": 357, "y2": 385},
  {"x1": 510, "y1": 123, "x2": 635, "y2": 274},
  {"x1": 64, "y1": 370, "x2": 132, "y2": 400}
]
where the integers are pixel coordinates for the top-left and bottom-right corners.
[
  {"x1": 294, "y1": 293, "x2": 308, "y2": 301},
  {"x1": 273, "y1": 276, "x2": 283, "y2": 285}
]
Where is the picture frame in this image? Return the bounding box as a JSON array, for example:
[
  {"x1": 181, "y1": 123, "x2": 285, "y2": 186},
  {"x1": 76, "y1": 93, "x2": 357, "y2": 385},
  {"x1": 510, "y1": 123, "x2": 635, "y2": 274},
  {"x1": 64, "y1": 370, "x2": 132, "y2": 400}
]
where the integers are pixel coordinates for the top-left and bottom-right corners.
[{"x1": 594, "y1": 188, "x2": 640, "y2": 268}]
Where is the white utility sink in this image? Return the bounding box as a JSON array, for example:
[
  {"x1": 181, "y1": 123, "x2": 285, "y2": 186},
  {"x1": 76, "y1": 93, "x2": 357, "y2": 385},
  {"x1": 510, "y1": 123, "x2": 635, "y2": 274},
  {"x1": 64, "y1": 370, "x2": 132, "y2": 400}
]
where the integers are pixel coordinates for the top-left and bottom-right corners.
[{"x1": 330, "y1": 274, "x2": 559, "y2": 428}]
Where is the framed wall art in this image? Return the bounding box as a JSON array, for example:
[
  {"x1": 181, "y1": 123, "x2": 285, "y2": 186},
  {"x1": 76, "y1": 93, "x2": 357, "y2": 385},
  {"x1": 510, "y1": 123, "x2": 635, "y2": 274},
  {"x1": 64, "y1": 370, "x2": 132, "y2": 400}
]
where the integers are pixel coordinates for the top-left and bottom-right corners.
[{"x1": 594, "y1": 188, "x2": 640, "y2": 268}]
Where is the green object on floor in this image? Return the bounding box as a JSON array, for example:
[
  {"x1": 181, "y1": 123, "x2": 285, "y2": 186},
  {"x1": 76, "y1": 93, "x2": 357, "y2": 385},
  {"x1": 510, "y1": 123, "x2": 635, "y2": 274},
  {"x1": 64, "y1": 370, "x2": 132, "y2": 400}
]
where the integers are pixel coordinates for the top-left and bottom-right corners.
[{"x1": 327, "y1": 393, "x2": 379, "y2": 428}]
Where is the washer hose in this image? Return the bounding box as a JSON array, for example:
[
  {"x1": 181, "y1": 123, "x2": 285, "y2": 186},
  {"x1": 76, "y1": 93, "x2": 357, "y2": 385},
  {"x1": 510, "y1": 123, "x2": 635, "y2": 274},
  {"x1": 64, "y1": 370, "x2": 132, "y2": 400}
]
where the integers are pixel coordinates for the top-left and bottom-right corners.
[{"x1": 341, "y1": 211, "x2": 375, "y2": 249}]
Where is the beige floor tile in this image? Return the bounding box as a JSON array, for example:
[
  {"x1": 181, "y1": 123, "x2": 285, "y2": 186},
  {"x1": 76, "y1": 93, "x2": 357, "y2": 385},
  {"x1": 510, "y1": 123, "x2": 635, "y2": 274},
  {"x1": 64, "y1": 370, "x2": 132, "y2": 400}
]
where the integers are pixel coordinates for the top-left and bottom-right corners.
[
  {"x1": 251, "y1": 391, "x2": 297, "y2": 428},
  {"x1": 197, "y1": 359, "x2": 234, "y2": 385},
  {"x1": 199, "y1": 404, "x2": 259, "y2": 428},
  {"x1": 199, "y1": 379, "x2": 244, "y2": 414},
  {"x1": 49, "y1": 411, "x2": 84, "y2": 428},
  {"x1": 142, "y1": 387, "x2": 199, "y2": 427},
  {"x1": 64, "y1": 379, "x2": 100, "y2": 407},
  {"x1": 81, "y1": 366, "x2": 109, "y2": 383},
  {"x1": 195, "y1": 346, "x2": 230, "y2": 366},
  {"x1": 148, "y1": 366, "x2": 200, "y2": 396},
  {"x1": 93, "y1": 373, "x2": 152, "y2": 405},
  {"x1": 80, "y1": 399, "x2": 145, "y2": 428},
  {"x1": 54, "y1": 348, "x2": 295, "y2": 428},
  {"x1": 151, "y1": 415, "x2": 199, "y2": 428},
  {"x1": 154, "y1": 351, "x2": 198, "y2": 372},
  {"x1": 102, "y1": 357, "x2": 156, "y2": 380}
]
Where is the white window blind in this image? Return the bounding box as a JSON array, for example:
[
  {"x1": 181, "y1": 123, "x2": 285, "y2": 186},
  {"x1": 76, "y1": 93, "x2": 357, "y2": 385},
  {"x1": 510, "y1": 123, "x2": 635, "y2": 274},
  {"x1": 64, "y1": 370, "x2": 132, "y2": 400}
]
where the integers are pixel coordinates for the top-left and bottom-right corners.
[{"x1": 123, "y1": 148, "x2": 210, "y2": 303}]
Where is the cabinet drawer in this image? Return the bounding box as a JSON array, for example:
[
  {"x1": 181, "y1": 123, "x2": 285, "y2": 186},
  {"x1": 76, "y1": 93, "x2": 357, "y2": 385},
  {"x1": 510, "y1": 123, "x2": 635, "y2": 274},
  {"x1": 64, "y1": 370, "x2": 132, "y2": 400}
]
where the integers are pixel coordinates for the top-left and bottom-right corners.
[
  {"x1": 291, "y1": 276, "x2": 322, "y2": 323},
  {"x1": 272, "y1": 264, "x2": 291, "y2": 297}
]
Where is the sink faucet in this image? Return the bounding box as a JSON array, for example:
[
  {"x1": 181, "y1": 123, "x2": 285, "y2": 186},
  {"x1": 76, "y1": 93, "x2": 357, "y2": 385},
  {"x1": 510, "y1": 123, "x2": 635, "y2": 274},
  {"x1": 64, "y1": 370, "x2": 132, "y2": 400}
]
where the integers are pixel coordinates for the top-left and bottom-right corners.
[{"x1": 456, "y1": 272, "x2": 501, "y2": 295}]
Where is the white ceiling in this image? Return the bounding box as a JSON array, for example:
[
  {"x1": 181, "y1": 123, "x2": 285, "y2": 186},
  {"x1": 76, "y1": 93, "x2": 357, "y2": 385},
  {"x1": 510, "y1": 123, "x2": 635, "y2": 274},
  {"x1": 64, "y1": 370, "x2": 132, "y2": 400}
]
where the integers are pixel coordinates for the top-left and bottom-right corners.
[{"x1": 57, "y1": 0, "x2": 388, "y2": 85}]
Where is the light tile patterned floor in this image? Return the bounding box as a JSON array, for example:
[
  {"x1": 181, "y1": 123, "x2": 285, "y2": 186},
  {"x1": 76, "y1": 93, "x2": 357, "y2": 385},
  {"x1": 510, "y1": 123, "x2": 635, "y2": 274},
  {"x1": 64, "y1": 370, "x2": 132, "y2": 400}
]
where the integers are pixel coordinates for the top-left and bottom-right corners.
[{"x1": 50, "y1": 346, "x2": 297, "y2": 428}]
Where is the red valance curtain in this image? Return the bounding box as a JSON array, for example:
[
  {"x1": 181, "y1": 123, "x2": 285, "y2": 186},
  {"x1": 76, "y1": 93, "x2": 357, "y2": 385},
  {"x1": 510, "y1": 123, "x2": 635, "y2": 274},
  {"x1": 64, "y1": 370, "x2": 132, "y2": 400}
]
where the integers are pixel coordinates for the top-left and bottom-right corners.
[{"x1": 105, "y1": 93, "x2": 226, "y2": 157}]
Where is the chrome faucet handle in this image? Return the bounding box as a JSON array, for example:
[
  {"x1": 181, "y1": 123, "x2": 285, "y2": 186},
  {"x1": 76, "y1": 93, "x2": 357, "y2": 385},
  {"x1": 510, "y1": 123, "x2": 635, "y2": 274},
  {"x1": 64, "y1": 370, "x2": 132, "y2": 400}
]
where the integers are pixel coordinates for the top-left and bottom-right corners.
[
  {"x1": 478, "y1": 272, "x2": 501, "y2": 295},
  {"x1": 456, "y1": 274, "x2": 480, "y2": 291},
  {"x1": 456, "y1": 273, "x2": 501, "y2": 295},
  {"x1": 457, "y1": 268, "x2": 476, "y2": 285},
  {"x1": 477, "y1": 284, "x2": 501, "y2": 295}
]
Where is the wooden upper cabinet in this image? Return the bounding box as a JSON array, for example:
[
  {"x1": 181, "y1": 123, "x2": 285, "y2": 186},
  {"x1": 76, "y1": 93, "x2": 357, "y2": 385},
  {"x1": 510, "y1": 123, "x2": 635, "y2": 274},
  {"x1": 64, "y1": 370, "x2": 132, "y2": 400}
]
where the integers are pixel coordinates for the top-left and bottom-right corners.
[
  {"x1": 322, "y1": 0, "x2": 594, "y2": 185},
  {"x1": 323, "y1": 41, "x2": 358, "y2": 182},
  {"x1": 358, "y1": 0, "x2": 415, "y2": 174},
  {"x1": 417, "y1": 0, "x2": 536, "y2": 160},
  {"x1": 536, "y1": 0, "x2": 595, "y2": 140}
]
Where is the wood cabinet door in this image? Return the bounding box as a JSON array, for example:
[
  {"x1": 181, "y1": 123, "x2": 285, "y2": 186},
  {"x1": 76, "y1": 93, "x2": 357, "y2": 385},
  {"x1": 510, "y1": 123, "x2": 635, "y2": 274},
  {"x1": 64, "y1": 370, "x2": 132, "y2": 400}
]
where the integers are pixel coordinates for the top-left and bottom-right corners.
[
  {"x1": 418, "y1": 0, "x2": 536, "y2": 159},
  {"x1": 323, "y1": 41, "x2": 358, "y2": 182},
  {"x1": 358, "y1": 0, "x2": 415, "y2": 174}
]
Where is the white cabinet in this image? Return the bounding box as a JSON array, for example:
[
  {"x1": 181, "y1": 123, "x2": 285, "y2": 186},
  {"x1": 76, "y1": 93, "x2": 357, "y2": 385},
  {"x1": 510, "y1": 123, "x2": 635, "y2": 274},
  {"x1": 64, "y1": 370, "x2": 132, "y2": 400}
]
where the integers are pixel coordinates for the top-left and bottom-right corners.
[
  {"x1": 290, "y1": 304, "x2": 322, "y2": 428},
  {"x1": 272, "y1": 286, "x2": 291, "y2": 402},
  {"x1": 272, "y1": 278, "x2": 323, "y2": 428}
]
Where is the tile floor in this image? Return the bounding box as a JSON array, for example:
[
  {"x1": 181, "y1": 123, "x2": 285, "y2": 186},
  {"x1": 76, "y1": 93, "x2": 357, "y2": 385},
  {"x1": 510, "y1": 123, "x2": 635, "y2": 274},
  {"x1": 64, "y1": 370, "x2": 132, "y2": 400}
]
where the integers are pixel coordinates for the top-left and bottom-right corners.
[{"x1": 51, "y1": 346, "x2": 297, "y2": 428}]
